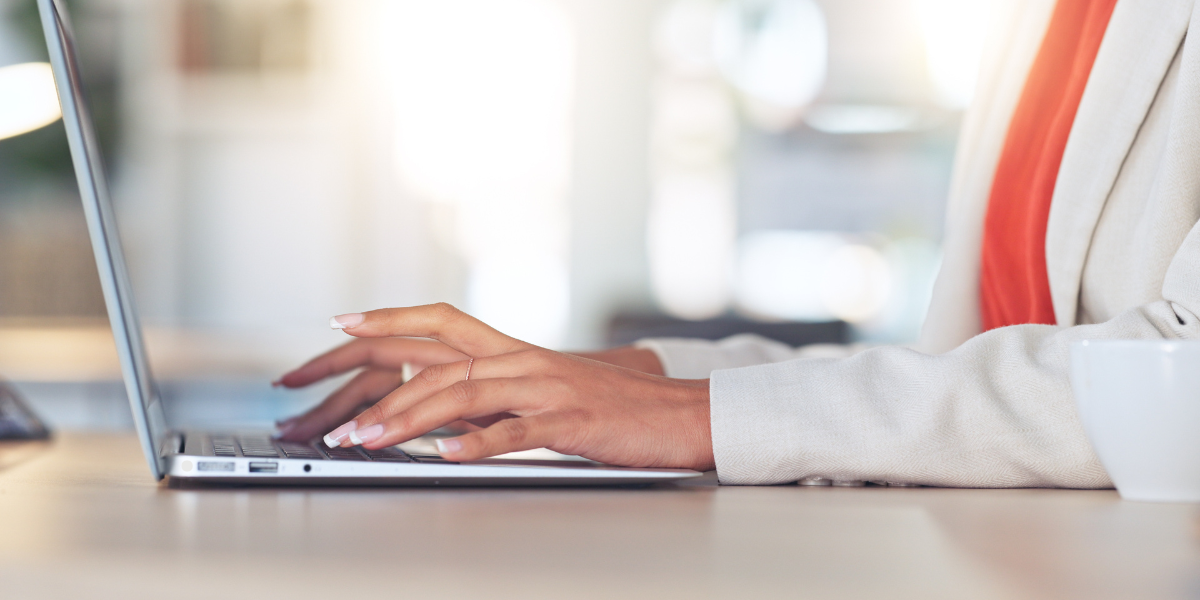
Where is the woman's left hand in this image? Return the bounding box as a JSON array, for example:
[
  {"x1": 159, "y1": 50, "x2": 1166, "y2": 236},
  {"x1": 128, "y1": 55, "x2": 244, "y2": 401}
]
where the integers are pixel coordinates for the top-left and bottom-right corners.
[{"x1": 321, "y1": 303, "x2": 715, "y2": 471}]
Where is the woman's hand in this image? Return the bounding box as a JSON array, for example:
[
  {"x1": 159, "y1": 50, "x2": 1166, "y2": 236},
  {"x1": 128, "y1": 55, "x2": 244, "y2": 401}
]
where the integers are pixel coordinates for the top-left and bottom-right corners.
[
  {"x1": 317, "y1": 304, "x2": 714, "y2": 470},
  {"x1": 273, "y1": 337, "x2": 468, "y2": 441},
  {"x1": 274, "y1": 320, "x2": 667, "y2": 443}
]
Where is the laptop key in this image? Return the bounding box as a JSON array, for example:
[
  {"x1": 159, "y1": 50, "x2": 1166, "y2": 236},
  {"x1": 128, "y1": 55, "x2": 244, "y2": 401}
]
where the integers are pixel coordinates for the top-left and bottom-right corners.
[
  {"x1": 233, "y1": 435, "x2": 281, "y2": 458},
  {"x1": 363, "y1": 446, "x2": 414, "y2": 462},
  {"x1": 211, "y1": 435, "x2": 237, "y2": 456},
  {"x1": 325, "y1": 446, "x2": 369, "y2": 461},
  {"x1": 408, "y1": 453, "x2": 458, "y2": 464},
  {"x1": 278, "y1": 442, "x2": 324, "y2": 459}
]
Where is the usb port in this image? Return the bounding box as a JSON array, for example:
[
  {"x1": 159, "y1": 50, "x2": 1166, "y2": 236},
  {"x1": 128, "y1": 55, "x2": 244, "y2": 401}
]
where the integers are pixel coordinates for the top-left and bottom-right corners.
[{"x1": 248, "y1": 462, "x2": 278, "y2": 473}]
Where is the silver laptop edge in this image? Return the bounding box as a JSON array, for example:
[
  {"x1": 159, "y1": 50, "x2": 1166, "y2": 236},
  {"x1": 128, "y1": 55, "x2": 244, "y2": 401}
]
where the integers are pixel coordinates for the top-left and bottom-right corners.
[
  {"x1": 40, "y1": 0, "x2": 168, "y2": 480},
  {"x1": 38, "y1": 0, "x2": 700, "y2": 486}
]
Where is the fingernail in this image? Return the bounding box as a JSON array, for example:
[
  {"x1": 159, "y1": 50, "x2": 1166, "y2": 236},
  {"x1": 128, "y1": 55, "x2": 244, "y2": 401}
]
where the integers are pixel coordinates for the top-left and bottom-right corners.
[
  {"x1": 273, "y1": 422, "x2": 296, "y2": 439},
  {"x1": 436, "y1": 438, "x2": 462, "y2": 455},
  {"x1": 329, "y1": 313, "x2": 365, "y2": 330},
  {"x1": 323, "y1": 420, "x2": 357, "y2": 447},
  {"x1": 347, "y1": 424, "x2": 384, "y2": 446},
  {"x1": 275, "y1": 416, "x2": 299, "y2": 428}
]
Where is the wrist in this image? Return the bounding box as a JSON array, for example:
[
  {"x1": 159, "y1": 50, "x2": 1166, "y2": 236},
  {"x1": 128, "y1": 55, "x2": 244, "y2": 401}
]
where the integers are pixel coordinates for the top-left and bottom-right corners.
[{"x1": 677, "y1": 377, "x2": 715, "y2": 471}]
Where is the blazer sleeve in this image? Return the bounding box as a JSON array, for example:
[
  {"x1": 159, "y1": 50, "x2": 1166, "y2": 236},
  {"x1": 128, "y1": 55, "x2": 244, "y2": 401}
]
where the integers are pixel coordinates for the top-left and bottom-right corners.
[
  {"x1": 706, "y1": 224, "x2": 1200, "y2": 488},
  {"x1": 633, "y1": 335, "x2": 863, "y2": 380}
]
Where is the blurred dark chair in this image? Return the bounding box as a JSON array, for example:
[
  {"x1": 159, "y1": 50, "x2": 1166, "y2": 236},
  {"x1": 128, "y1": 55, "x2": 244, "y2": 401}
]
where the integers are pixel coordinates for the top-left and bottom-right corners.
[
  {"x1": 606, "y1": 313, "x2": 848, "y2": 348},
  {"x1": 0, "y1": 380, "x2": 49, "y2": 440}
]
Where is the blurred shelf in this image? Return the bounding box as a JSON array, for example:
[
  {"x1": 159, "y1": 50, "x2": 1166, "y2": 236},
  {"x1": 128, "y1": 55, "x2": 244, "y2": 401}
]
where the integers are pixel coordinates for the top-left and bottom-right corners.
[
  {"x1": 0, "y1": 322, "x2": 344, "y2": 382},
  {"x1": 606, "y1": 313, "x2": 847, "y2": 348},
  {"x1": 0, "y1": 322, "x2": 351, "y2": 431}
]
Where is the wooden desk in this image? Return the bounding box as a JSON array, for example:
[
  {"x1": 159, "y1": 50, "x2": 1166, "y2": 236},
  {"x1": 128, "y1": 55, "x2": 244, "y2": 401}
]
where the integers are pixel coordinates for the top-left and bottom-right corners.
[{"x1": 0, "y1": 434, "x2": 1197, "y2": 599}]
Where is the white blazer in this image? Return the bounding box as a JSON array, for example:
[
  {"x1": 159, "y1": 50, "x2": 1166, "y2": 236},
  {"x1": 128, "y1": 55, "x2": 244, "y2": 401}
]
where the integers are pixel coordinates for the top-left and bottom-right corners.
[{"x1": 639, "y1": 0, "x2": 1200, "y2": 486}]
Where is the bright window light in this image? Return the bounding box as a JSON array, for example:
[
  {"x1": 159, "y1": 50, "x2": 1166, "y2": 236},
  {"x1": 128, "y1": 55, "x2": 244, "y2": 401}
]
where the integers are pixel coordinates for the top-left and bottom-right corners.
[
  {"x1": 735, "y1": 230, "x2": 844, "y2": 321},
  {"x1": 379, "y1": 0, "x2": 575, "y2": 347},
  {"x1": 382, "y1": 0, "x2": 574, "y2": 204},
  {"x1": 804, "y1": 103, "x2": 922, "y2": 135},
  {"x1": 649, "y1": 1, "x2": 739, "y2": 321},
  {"x1": 821, "y1": 243, "x2": 891, "y2": 323},
  {"x1": 0, "y1": 62, "x2": 62, "y2": 141},
  {"x1": 713, "y1": 0, "x2": 827, "y2": 131},
  {"x1": 655, "y1": 0, "x2": 721, "y2": 77},
  {"x1": 735, "y1": 230, "x2": 892, "y2": 323},
  {"x1": 652, "y1": 78, "x2": 738, "y2": 168},
  {"x1": 647, "y1": 170, "x2": 737, "y2": 320},
  {"x1": 915, "y1": 0, "x2": 994, "y2": 109}
]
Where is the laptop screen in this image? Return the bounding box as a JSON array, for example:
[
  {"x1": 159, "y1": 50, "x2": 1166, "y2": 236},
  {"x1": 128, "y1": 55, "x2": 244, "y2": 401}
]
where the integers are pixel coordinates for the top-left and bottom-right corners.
[{"x1": 38, "y1": 0, "x2": 169, "y2": 479}]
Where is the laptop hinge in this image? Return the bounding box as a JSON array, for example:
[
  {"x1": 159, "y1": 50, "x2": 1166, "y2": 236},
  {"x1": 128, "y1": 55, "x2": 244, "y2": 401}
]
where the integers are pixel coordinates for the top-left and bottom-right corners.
[{"x1": 161, "y1": 432, "x2": 184, "y2": 457}]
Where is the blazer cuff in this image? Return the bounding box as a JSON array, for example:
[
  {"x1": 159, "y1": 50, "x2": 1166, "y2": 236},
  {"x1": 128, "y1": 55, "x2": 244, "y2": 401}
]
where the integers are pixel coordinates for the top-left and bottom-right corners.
[{"x1": 709, "y1": 360, "x2": 814, "y2": 485}]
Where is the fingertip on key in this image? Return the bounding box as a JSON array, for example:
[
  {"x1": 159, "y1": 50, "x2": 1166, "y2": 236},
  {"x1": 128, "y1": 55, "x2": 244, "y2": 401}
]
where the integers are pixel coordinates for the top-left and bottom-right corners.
[
  {"x1": 323, "y1": 421, "x2": 357, "y2": 447},
  {"x1": 436, "y1": 438, "x2": 463, "y2": 455}
]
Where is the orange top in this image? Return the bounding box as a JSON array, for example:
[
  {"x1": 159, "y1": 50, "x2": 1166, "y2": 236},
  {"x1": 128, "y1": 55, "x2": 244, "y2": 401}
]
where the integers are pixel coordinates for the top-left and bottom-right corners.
[{"x1": 979, "y1": 0, "x2": 1118, "y2": 330}]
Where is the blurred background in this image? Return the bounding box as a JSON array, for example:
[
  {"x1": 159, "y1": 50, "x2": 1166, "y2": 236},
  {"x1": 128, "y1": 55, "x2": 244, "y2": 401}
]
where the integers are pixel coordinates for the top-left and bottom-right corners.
[{"x1": 0, "y1": 0, "x2": 990, "y2": 430}]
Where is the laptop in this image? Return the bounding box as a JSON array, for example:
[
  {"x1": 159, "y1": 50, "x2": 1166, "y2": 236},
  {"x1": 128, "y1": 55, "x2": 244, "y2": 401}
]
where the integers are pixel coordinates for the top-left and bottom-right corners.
[{"x1": 37, "y1": 0, "x2": 701, "y2": 486}]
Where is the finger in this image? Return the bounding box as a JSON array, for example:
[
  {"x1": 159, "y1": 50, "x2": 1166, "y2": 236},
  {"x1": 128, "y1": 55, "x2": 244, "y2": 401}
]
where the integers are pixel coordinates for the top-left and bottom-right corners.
[
  {"x1": 278, "y1": 369, "x2": 405, "y2": 442},
  {"x1": 439, "y1": 420, "x2": 488, "y2": 434},
  {"x1": 350, "y1": 377, "x2": 543, "y2": 449},
  {"x1": 435, "y1": 415, "x2": 567, "y2": 461},
  {"x1": 276, "y1": 338, "x2": 466, "y2": 388},
  {"x1": 332, "y1": 303, "x2": 534, "y2": 358}
]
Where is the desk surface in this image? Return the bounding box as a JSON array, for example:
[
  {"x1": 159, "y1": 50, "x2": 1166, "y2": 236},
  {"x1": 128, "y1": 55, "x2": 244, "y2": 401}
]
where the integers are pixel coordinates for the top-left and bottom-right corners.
[{"x1": 1, "y1": 434, "x2": 1197, "y2": 599}]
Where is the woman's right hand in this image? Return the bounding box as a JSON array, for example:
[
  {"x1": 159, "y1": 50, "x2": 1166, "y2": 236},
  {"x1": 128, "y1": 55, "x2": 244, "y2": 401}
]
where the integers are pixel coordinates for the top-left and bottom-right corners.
[
  {"x1": 273, "y1": 337, "x2": 468, "y2": 441},
  {"x1": 274, "y1": 336, "x2": 666, "y2": 442}
]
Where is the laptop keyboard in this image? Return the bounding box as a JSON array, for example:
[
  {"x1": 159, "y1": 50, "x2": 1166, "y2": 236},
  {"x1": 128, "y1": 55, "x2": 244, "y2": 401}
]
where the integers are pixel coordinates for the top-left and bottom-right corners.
[{"x1": 208, "y1": 434, "x2": 435, "y2": 463}]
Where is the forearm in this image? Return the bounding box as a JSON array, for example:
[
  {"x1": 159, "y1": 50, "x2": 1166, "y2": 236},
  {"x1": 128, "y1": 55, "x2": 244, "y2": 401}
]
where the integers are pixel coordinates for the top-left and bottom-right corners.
[{"x1": 711, "y1": 300, "x2": 1200, "y2": 487}]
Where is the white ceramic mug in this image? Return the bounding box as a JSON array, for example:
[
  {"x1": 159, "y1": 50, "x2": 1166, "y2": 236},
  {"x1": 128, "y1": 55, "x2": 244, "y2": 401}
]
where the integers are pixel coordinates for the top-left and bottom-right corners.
[{"x1": 1070, "y1": 340, "x2": 1200, "y2": 502}]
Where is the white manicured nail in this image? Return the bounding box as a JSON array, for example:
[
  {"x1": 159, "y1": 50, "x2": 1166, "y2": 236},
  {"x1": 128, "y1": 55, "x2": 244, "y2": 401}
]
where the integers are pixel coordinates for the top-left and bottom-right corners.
[
  {"x1": 323, "y1": 420, "x2": 357, "y2": 447},
  {"x1": 272, "y1": 422, "x2": 295, "y2": 440},
  {"x1": 348, "y1": 424, "x2": 383, "y2": 446},
  {"x1": 329, "y1": 313, "x2": 365, "y2": 330},
  {"x1": 436, "y1": 438, "x2": 462, "y2": 455}
]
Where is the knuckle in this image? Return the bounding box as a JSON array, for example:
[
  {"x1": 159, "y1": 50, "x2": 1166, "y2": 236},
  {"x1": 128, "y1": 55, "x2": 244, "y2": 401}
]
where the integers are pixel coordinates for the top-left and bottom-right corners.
[
  {"x1": 516, "y1": 349, "x2": 555, "y2": 372},
  {"x1": 364, "y1": 340, "x2": 386, "y2": 363},
  {"x1": 358, "y1": 403, "x2": 385, "y2": 424},
  {"x1": 534, "y1": 374, "x2": 568, "y2": 396},
  {"x1": 389, "y1": 410, "x2": 416, "y2": 434},
  {"x1": 448, "y1": 380, "x2": 477, "y2": 406},
  {"x1": 531, "y1": 349, "x2": 556, "y2": 370},
  {"x1": 418, "y1": 362, "x2": 451, "y2": 386},
  {"x1": 551, "y1": 376, "x2": 577, "y2": 397},
  {"x1": 431, "y1": 302, "x2": 461, "y2": 322},
  {"x1": 499, "y1": 419, "x2": 529, "y2": 446}
]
